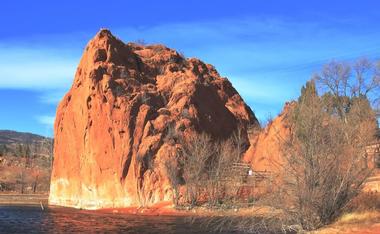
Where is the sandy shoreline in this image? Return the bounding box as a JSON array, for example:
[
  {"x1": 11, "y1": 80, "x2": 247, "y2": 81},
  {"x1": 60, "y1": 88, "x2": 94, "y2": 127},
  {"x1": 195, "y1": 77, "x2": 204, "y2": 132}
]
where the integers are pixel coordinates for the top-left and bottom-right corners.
[
  {"x1": 98, "y1": 201, "x2": 276, "y2": 218},
  {"x1": 0, "y1": 194, "x2": 48, "y2": 206},
  {"x1": 0, "y1": 195, "x2": 267, "y2": 218}
]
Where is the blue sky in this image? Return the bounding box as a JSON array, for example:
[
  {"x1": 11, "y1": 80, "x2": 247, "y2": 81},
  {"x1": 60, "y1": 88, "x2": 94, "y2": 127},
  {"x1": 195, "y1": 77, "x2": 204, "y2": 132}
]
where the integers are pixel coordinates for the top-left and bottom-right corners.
[{"x1": 1, "y1": 1, "x2": 380, "y2": 136}]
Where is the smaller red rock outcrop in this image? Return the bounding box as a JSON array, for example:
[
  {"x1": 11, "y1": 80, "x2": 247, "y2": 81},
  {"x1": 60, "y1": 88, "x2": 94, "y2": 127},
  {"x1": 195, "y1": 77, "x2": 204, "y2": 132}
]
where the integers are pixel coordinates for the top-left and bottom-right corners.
[{"x1": 244, "y1": 102, "x2": 294, "y2": 173}]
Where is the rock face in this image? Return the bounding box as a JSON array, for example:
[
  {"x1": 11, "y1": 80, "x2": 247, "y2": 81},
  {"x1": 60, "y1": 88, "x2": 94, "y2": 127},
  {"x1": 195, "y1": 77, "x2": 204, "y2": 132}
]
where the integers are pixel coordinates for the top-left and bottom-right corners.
[
  {"x1": 243, "y1": 103, "x2": 293, "y2": 173},
  {"x1": 49, "y1": 29, "x2": 259, "y2": 209}
]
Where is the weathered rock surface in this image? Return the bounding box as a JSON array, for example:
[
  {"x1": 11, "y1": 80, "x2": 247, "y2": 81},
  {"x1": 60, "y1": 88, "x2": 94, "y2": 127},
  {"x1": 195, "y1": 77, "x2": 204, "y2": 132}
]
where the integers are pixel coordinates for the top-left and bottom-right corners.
[
  {"x1": 49, "y1": 29, "x2": 259, "y2": 209},
  {"x1": 244, "y1": 102, "x2": 293, "y2": 173}
]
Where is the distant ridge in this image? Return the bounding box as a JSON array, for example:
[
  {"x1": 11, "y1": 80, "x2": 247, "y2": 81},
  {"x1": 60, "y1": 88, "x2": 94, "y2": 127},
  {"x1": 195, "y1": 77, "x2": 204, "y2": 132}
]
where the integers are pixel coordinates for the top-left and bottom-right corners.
[
  {"x1": 0, "y1": 130, "x2": 52, "y2": 158},
  {"x1": 0, "y1": 130, "x2": 53, "y2": 193},
  {"x1": 0, "y1": 130, "x2": 52, "y2": 145}
]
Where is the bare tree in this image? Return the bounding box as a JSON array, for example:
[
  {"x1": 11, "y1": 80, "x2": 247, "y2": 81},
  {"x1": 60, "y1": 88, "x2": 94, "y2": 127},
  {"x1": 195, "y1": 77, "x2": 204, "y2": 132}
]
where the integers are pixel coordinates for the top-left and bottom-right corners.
[
  {"x1": 42, "y1": 136, "x2": 54, "y2": 169},
  {"x1": 31, "y1": 169, "x2": 41, "y2": 193},
  {"x1": 18, "y1": 145, "x2": 30, "y2": 194},
  {"x1": 202, "y1": 59, "x2": 379, "y2": 233},
  {"x1": 315, "y1": 61, "x2": 351, "y2": 97},
  {"x1": 375, "y1": 96, "x2": 380, "y2": 118},
  {"x1": 226, "y1": 128, "x2": 249, "y2": 204},
  {"x1": 352, "y1": 58, "x2": 380, "y2": 97},
  {"x1": 19, "y1": 168, "x2": 25, "y2": 194},
  {"x1": 165, "y1": 127, "x2": 246, "y2": 208},
  {"x1": 314, "y1": 58, "x2": 380, "y2": 119},
  {"x1": 25, "y1": 144, "x2": 31, "y2": 168},
  {"x1": 206, "y1": 138, "x2": 237, "y2": 206},
  {"x1": 164, "y1": 152, "x2": 181, "y2": 207},
  {"x1": 278, "y1": 80, "x2": 378, "y2": 230},
  {"x1": 179, "y1": 133, "x2": 213, "y2": 207},
  {"x1": 134, "y1": 150, "x2": 156, "y2": 208}
]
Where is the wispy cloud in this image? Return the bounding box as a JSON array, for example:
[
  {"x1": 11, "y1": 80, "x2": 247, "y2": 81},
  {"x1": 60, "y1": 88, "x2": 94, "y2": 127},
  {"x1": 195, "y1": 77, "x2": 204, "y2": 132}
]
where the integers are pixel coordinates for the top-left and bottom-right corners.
[
  {"x1": 35, "y1": 115, "x2": 55, "y2": 127},
  {"x1": 1, "y1": 17, "x2": 379, "y2": 91},
  {"x1": 0, "y1": 45, "x2": 77, "y2": 90},
  {"x1": 114, "y1": 17, "x2": 380, "y2": 117},
  {"x1": 2, "y1": 16, "x2": 380, "y2": 123},
  {"x1": 36, "y1": 115, "x2": 55, "y2": 137},
  {"x1": 38, "y1": 89, "x2": 68, "y2": 104}
]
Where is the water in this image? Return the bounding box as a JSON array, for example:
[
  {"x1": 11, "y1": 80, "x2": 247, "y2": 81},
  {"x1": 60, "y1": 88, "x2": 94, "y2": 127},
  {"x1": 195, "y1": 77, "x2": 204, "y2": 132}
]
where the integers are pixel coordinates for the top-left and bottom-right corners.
[{"x1": 0, "y1": 206, "x2": 244, "y2": 234}]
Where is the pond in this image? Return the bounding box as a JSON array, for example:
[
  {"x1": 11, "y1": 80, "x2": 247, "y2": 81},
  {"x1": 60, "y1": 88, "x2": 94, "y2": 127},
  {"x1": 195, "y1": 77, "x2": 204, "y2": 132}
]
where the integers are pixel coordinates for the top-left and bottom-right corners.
[{"x1": 0, "y1": 205, "x2": 251, "y2": 233}]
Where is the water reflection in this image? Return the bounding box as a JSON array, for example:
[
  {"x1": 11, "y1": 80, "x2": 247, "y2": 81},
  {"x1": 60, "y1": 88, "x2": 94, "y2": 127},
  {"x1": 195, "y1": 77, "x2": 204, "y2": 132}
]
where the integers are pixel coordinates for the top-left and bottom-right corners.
[{"x1": 0, "y1": 206, "x2": 240, "y2": 234}]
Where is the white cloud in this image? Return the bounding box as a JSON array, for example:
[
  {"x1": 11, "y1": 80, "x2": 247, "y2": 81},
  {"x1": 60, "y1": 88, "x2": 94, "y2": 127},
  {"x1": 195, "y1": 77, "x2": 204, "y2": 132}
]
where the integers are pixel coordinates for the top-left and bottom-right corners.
[
  {"x1": 36, "y1": 115, "x2": 55, "y2": 126},
  {"x1": 1, "y1": 16, "x2": 379, "y2": 126},
  {"x1": 0, "y1": 46, "x2": 77, "y2": 89},
  {"x1": 1, "y1": 17, "x2": 379, "y2": 92},
  {"x1": 38, "y1": 89, "x2": 68, "y2": 104}
]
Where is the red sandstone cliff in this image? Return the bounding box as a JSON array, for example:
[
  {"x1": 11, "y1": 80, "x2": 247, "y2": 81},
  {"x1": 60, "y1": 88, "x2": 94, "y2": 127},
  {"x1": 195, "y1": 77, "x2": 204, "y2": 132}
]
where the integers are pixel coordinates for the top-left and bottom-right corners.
[
  {"x1": 49, "y1": 29, "x2": 259, "y2": 209},
  {"x1": 244, "y1": 102, "x2": 294, "y2": 173}
]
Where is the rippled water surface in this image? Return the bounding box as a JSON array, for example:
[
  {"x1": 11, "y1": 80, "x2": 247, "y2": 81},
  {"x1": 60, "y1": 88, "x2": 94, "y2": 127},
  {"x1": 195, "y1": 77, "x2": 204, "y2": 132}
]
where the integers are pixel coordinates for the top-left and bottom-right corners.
[{"x1": 0, "y1": 206, "x2": 243, "y2": 234}]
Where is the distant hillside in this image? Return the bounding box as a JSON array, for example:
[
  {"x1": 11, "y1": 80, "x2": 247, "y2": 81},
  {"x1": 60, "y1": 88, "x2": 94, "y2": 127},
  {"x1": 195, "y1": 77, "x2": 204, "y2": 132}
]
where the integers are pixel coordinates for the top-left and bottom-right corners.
[
  {"x1": 0, "y1": 130, "x2": 53, "y2": 159},
  {"x1": 0, "y1": 130, "x2": 53, "y2": 193},
  {"x1": 0, "y1": 130, "x2": 50, "y2": 144}
]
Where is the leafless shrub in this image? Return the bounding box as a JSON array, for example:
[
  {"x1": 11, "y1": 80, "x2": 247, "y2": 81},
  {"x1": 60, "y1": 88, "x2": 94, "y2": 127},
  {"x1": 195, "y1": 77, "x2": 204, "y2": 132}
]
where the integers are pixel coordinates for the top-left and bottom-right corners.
[
  {"x1": 164, "y1": 127, "x2": 249, "y2": 209},
  {"x1": 182, "y1": 59, "x2": 378, "y2": 233},
  {"x1": 374, "y1": 100, "x2": 380, "y2": 118},
  {"x1": 220, "y1": 79, "x2": 377, "y2": 233},
  {"x1": 277, "y1": 80, "x2": 377, "y2": 230},
  {"x1": 176, "y1": 128, "x2": 249, "y2": 208},
  {"x1": 164, "y1": 157, "x2": 181, "y2": 206},
  {"x1": 162, "y1": 125, "x2": 182, "y2": 206},
  {"x1": 134, "y1": 153, "x2": 146, "y2": 207},
  {"x1": 192, "y1": 210, "x2": 299, "y2": 234},
  {"x1": 222, "y1": 128, "x2": 249, "y2": 204},
  {"x1": 178, "y1": 133, "x2": 213, "y2": 207},
  {"x1": 31, "y1": 169, "x2": 41, "y2": 193},
  {"x1": 134, "y1": 150, "x2": 156, "y2": 207},
  {"x1": 205, "y1": 138, "x2": 238, "y2": 206}
]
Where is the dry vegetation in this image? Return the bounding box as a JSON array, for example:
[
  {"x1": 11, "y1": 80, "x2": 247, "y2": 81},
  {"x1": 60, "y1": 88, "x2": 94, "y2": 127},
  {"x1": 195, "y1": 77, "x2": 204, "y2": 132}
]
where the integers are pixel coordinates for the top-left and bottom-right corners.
[
  {"x1": 162, "y1": 58, "x2": 380, "y2": 233},
  {"x1": 165, "y1": 130, "x2": 247, "y2": 208},
  {"x1": 275, "y1": 80, "x2": 376, "y2": 229},
  {"x1": 264, "y1": 58, "x2": 379, "y2": 231},
  {"x1": 0, "y1": 154, "x2": 51, "y2": 194},
  {"x1": 0, "y1": 133, "x2": 52, "y2": 194}
]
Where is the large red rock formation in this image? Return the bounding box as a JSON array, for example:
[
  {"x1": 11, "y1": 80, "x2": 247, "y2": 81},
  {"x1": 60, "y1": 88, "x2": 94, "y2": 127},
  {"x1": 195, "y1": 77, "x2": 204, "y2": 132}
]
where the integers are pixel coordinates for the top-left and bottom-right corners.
[{"x1": 49, "y1": 29, "x2": 259, "y2": 209}]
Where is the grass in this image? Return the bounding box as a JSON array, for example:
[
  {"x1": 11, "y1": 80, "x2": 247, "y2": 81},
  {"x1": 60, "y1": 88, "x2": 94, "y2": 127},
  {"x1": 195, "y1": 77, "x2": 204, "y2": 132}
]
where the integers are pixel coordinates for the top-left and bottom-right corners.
[
  {"x1": 337, "y1": 211, "x2": 380, "y2": 224},
  {"x1": 312, "y1": 211, "x2": 380, "y2": 234}
]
